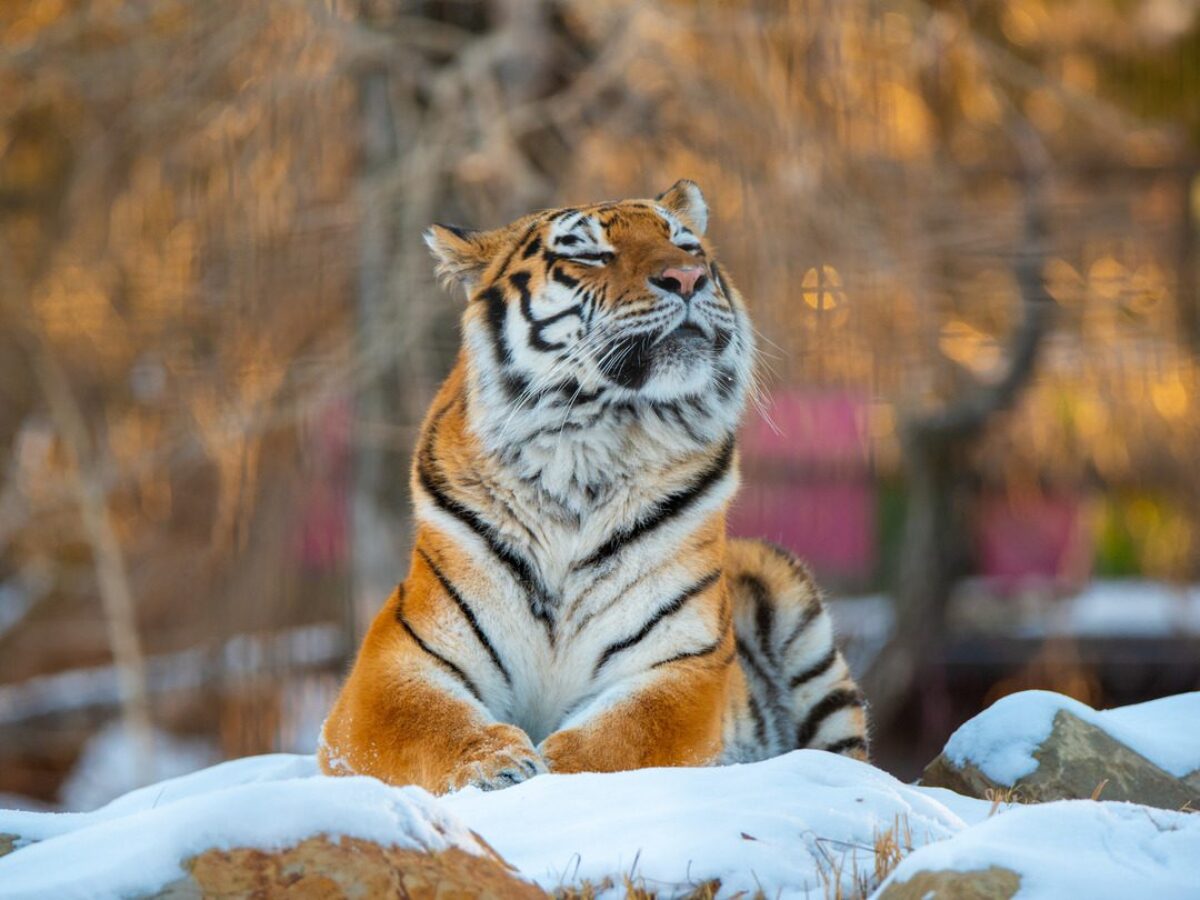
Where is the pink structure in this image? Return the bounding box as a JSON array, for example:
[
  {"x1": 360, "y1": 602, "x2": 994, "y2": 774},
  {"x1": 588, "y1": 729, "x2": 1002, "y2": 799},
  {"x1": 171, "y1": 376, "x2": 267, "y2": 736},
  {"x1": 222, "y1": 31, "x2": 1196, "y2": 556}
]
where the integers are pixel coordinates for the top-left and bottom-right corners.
[
  {"x1": 976, "y1": 492, "x2": 1092, "y2": 589},
  {"x1": 728, "y1": 390, "x2": 875, "y2": 585}
]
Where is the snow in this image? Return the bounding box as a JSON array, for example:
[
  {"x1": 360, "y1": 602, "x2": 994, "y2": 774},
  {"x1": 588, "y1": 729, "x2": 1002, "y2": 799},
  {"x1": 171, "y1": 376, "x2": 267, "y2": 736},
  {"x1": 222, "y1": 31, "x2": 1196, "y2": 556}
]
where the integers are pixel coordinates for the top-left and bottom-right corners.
[
  {"x1": 1, "y1": 697, "x2": 1197, "y2": 898},
  {"x1": 0, "y1": 776, "x2": 485, "y2": 900},
  {"x1": 0, "y1": 751, "x2": 980, "y2": 898},
  {"x1": 943, "y1": 690, "x2": 1200, "y2": 785},
  {"x1": 0, "y1": 754, "x2": 317, "y2": 843},
  {"x1": 878, "y1": 800, "x2": 1200, "y2": 899},
  {"x1": 1037, "y1": 580, "x2": 1200, "y2": 638},
  {"x1": 442, "y1": 751, "x2": 974, "y2": 895}
]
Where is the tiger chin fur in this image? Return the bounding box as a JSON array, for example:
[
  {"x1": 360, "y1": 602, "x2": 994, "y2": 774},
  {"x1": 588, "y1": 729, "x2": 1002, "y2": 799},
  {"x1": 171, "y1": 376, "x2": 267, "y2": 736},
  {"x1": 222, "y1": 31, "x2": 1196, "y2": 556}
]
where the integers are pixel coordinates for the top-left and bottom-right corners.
[{"x1": 319, "y1": 180, "x2": 869, "y2": 794}]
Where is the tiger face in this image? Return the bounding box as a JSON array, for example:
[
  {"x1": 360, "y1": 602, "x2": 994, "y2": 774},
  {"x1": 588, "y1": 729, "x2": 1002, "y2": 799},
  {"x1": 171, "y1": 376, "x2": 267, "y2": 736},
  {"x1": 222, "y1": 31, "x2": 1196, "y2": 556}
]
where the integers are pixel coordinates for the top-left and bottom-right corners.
[{"x1": 425, "y1": 181, "x2": 753, "y2": 445}]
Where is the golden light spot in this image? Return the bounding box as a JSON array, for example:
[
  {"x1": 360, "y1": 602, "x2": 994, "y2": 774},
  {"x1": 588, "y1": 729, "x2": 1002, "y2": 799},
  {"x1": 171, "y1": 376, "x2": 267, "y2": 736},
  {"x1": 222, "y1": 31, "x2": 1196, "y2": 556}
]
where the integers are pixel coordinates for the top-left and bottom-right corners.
[
  {"x1": 883, "y1": 81, "x2": 932, "y2": 160},
  {"x1": 1151, "y1": 377, "x2": 1189, "y2": 419},
  {"x1": 1001, "y1": 2, "x2": 1043, "y2": 46},
  {"x1": 1129, "y1": 262, "x2": 1167, "y2": 314},
  {"x1": 1044, "y1": 258, "x2": 1085, "y2": 306},
  {"x1": 1087, "y1": 257, "x2": 1127, "y2": 301},
  {"x1": 801, "y1": 265, "x2": 846, "y2": 310},
  {"x1": 1024, "y1": 88, "x2": 1064, "y2": 133},
  {"x1": 939, "y1": 318, "x2": 1001, "y2": 375},
  {"x1": 1061, "y1": 54, "x2": 1097, "y2": 92}
]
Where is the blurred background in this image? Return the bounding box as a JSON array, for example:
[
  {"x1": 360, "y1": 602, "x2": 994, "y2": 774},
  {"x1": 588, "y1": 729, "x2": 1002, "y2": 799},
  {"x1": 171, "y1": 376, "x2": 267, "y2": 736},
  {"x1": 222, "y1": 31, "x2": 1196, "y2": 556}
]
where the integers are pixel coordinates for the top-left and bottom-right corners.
[{"x1": 1, "y1": 0, "x2": 1198, "y2": 810}]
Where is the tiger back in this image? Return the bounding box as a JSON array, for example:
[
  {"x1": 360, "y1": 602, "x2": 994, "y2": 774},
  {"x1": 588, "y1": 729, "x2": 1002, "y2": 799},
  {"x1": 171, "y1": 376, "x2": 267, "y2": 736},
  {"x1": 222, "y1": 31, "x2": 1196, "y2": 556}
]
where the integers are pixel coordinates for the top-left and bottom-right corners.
[{"x1": 319, "y1": 181, "x2": 868, "y2": 793}]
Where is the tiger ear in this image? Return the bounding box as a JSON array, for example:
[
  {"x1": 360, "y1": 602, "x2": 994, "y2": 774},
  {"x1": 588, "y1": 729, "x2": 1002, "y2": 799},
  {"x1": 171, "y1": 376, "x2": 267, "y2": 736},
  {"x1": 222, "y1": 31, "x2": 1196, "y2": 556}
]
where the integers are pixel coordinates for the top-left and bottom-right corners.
[
  {"x1": 656, "y1": 179, "x2": 708, "y2": 236},
  {"x1": 424, "y1": 223, "x2": 505, "y2": 296}
]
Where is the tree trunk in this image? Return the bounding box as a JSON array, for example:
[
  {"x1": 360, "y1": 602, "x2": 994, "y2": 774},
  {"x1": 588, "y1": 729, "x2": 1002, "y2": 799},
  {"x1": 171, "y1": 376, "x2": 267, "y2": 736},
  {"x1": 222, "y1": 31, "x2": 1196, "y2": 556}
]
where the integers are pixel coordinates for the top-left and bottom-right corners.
[{"x1": 862, "y1": 123, "x2": 1053, "y2": 730}]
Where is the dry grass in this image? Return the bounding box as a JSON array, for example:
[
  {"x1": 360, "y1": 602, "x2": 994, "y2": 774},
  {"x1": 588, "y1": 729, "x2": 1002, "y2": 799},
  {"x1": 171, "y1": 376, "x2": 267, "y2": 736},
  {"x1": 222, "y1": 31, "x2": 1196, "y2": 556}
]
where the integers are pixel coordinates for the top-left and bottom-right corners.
[
  {"x1": 556, "y1": 876, "x2": 730, "y2": 899},
  {"x1": 984, "y1": 785, "x2": 1024, "y2": 817},
  {"x1": 807, "y1": 814, "x2": 917, "y2": 900},
  {"x1": 554, "y1": 815, "x2": 918, "y2": 899}
]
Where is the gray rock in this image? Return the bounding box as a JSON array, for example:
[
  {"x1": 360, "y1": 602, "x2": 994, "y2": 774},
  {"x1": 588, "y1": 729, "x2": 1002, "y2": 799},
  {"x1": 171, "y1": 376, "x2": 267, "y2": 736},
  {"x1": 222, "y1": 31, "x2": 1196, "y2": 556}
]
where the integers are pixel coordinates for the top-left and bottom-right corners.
[{"x1": 922, "y1": 708, "x2": 1199, "y2": 811}]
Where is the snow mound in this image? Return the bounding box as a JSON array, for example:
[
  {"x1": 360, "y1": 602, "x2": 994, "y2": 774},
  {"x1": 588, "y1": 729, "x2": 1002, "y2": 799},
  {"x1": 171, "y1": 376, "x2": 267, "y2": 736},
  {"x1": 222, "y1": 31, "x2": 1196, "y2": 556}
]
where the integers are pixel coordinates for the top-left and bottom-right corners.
[
  {"x1": 0, "y1": 751, "x2": 978, "y2": 898},
  {"x1": 943, "y1": 690, "x2": 1200, "y2": 785},
  {"x1": 0, "y1": 753, "x2": 318, "y2": 843},
  {"x1": 879, "y1": 799, "x2": 1200, "y2": 899},
  {"x1": 443, "y1": 750, "x2": 974, "y2": 895},
  {"x1": 0, "y1": 774, "x2": 481, "y2": 900}
]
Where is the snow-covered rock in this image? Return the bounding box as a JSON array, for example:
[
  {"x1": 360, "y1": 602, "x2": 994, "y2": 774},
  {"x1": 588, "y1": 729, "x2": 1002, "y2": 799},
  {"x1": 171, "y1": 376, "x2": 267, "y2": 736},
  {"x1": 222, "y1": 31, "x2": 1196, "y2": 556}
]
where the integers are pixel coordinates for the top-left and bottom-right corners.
[
  {"x1": 442, "y1": 750, "x2": 976, "y2": 896},
  {"x1": 922, "y1": 690, "x2": 1200, "y2": 810},
  {"x1": 2, "y1": 693, "x2": 1198, "y2": 898},
  {"x1": 876, "y1": 799, "x2": 1200, "y2": 899},
  {"x1": 0, "y1": 774, "x2": 499, "y2": 900},
  {"x1": 0, "y1": 751, "x2": 978, "y2": 898}
]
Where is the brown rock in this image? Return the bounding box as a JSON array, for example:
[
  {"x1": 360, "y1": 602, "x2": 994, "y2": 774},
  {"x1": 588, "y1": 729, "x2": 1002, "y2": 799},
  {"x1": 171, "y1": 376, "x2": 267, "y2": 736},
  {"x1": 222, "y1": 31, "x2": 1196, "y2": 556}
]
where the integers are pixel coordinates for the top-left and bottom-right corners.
[
  {"x1": 921, "y1": 708, "x2": 1199, "y2": 811},
  {"x1": 0, "y1": 833, "x2": 17, "y2": 859},
  {"x1": 876, "y1": 866, "x2": 1021, "y2": 900},
  {"x1": 149, "y1": 834, "x2": 548, "y2": 899}
]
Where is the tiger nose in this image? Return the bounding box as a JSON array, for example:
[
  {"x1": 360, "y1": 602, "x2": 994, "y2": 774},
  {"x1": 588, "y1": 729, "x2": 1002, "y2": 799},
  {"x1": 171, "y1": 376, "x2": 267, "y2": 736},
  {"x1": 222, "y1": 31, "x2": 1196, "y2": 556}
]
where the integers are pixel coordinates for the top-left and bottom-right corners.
[{"x1": 653, "y1": 265, "x2": 707, "y2": 299}]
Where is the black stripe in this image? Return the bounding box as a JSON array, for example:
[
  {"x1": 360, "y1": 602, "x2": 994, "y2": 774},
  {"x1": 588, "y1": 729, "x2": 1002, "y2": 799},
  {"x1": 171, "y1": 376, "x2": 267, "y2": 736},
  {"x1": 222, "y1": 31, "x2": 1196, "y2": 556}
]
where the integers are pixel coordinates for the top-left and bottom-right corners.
[
  {"x1": 513, "y1": 271, "x2": 582, "y2": 353},
  {"x1": 745, "y1": 575, "x2": 775, "y2": 664},
  {"x1": 746, "y1": 690, "x2": 768, "y2": 748},
  {"x1": 821, "y1": 736, "x2": 867, "y2": 756},
  {"x1": 418, "y1": 549, "x2": 511, "y2": 685},
  {"x1": 651, "y1": 594, "x2": 731, "y2": 670},
  {"x1": 552, "y1": 267, "x2": 580, "y2": 288},
  {"x1": 736, "y1": 635, "x2": 792, "y2": 749},
  {"x1": 435, "y1": 223, "x2": 473, "y2": 240},
  {"x1": 795, "y1": 688, "x2": 863, "y2": 749},
  {"x1": 650, "y1": 636, "x2": 723, "y2": 669},
  {"x1": 522, "y1": 235, "x2": 543, "y2": 259},
  {"x1": 789, "y1": 647, "x2": 838, "y2": 690},
  {"x1": 580, "y1": 437, "x2": 735, "y2": 569},
  {"x1": 594, "y1": 571, "x2": 720, "y2": 675},
  {"x1": 736, "y1": 636, "x2": 773, "y2": 690},
  {"x1": 482, "y1": 284, "x2": 513, "y2": 365},
  {"x1": 493, "y1": 221, "x2": 541, "y2": 281},
  {"x1": 394, "y1": 587, "x2": 482, "y2": 701},
  {"x1": 416, "y1": 459, "x2": 553, "y2": 632},
  {"x1": 712, "y1": 261, "x2": 733, "y2": 298},
  {"x1": 557, "y1": 379, "x2": 605, "y2": 406},
  {"x1": 782, "y1": 600, "x2": 823, "y2": 650}
]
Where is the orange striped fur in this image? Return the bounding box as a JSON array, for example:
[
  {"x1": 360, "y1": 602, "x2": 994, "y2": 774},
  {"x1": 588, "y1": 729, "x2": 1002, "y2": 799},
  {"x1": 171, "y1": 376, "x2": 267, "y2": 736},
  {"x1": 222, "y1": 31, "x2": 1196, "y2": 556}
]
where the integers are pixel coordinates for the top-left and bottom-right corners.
[{"x1": 320, "y1": 182, "x2": 867, "y2": 793}]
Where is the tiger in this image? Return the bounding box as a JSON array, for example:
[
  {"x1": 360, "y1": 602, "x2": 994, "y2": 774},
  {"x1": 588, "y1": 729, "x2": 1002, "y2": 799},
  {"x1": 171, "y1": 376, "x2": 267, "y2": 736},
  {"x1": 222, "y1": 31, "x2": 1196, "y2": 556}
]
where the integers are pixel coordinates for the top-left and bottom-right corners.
[{"x1": 319, "y1": 180, "x2": 868, "y2": 793}]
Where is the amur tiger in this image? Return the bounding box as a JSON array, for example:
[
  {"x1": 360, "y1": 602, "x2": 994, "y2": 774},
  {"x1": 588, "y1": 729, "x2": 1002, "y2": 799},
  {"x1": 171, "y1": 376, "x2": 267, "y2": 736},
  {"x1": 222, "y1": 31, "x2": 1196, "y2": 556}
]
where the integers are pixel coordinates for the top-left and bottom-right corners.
[{"x1": 319, "y1": 181, "x2": 868, "y2": 793}]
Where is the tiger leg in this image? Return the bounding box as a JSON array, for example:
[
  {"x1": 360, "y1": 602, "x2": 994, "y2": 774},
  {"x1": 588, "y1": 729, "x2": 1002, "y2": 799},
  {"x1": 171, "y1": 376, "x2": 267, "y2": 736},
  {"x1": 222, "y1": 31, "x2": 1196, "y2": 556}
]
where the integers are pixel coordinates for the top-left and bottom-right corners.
[
  {"x1": 539, "y1": 654, "x2": 734, "y2": 774},
  {"x1": 318, "y1": 583, "x2": 545, "y2": 794},
  {"x1": 722, "y1": 538, "x2": 869, "y2": 762}
]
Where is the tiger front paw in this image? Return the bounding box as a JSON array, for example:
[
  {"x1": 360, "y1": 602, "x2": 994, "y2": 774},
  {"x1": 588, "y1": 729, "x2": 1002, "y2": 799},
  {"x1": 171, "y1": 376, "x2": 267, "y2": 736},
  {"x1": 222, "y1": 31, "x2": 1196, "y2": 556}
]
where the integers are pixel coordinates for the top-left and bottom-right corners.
[
  {"x1": 537, "y1": 728, "x2": 594, "y2": 774},
  {"x1": 446, "y1": 723, "x2": 547, "y2": 792}
]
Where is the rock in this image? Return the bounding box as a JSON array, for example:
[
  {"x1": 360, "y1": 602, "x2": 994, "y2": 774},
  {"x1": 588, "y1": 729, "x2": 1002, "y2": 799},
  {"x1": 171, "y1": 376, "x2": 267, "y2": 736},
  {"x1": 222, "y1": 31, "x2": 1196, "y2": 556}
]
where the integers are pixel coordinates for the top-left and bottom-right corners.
[
  {"x1": 1185, "y1": 769, "x2": 1200, "y2": 795},
  {"x1": 875, "y1": 866, "x2": 1021, "y2": 900},
  {"x1": 922, "y1": 708, "x2": 1198, "y2": 811},
  {"x1": 0, "y1": 833, "x2": 17, "y2": 859},
  {"x1": 150, "y1": 834, "x2": 547, "y2": 899}
]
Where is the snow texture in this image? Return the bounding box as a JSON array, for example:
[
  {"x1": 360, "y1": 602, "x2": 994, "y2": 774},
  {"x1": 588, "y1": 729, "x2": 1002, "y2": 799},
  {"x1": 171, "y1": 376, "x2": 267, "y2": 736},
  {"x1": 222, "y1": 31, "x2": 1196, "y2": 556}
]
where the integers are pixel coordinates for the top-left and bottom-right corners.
[
  {"x1": 0, "y1": 751, "x2": 977, "y2": 899},
  {"x1": 2, "y1": 709, "x2": 1198, "y2": 899},
  {"x1": 442, "y1": 750, "x2": 972, "y2": 895},
  {"x1": 0, "y1": 774, "x2": 484, "y2": 900},
  {"x1": 943, "y1": 689, "x2": 1200, "y2": 785},
  {"x1": 879, "y1": 799, "x2": 1200, "y2": 899}
]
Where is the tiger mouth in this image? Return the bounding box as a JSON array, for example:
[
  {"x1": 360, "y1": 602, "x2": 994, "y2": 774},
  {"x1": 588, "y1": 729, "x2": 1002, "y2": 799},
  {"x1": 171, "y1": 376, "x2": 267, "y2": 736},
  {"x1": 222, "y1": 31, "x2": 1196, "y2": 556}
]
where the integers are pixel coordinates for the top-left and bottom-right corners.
[{"x1": 671, "y1": 321, "x2": 707, "y2": 340}]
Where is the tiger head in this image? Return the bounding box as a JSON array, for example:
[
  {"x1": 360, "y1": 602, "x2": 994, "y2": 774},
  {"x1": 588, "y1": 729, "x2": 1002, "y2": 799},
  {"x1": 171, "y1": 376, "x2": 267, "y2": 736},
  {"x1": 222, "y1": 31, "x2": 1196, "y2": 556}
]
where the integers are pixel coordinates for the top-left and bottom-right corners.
[{"x1": 424, "y1": 181, "x2": 754, "y2": 451}]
